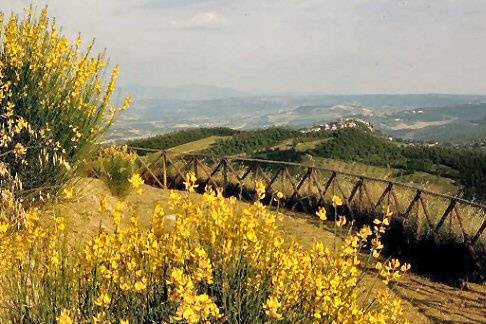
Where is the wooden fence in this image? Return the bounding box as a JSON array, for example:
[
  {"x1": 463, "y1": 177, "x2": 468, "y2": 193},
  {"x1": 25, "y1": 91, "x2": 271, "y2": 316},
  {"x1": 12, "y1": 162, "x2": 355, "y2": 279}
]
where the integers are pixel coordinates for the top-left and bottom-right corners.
[{"x1": 131, "y1": 147, "x2": 486, "y2": 248}]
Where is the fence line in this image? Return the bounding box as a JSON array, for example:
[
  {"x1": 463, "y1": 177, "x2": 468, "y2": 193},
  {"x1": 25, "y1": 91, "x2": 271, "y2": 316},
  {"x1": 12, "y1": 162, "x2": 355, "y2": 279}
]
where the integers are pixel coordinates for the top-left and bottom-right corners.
[{"x1": 129, "y1": 146, "x2": 486, "y2": 247}]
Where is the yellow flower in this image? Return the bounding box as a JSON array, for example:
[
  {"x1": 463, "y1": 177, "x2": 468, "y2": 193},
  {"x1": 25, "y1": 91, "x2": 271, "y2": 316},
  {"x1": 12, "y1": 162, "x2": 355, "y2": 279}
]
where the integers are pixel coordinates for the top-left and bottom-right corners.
[
  {"x1": 134, "y1": 280, "x2": 147, "y2": 292},
  {"x1": 112, "y1": 201, "x2": 125, "y2": 227},
  {"x1": 183, "y1": 172, "x2": 198, "y2": 192},
  {"x1": 128, "y1": 173, "x2": 144, "y2": 194},
  {"x1": 244, "y1": 230, "x2": 257, "y2": 243},
  {"x1": 316, "y1": 207, "x2": 327, "y2": 221},
  {"x1": 92, "y1": 312, "x2": 108, "y2": 323},
  {"x1": 358, "y1": 226, "x2": 372, "y2": 240},
  {"x1": 0, "y1": 222, "x2": 9, "y2": 234},
  {"x1": 255, "y1": 180, "x2": 266, "y2": 200},
  {"x1": 336, "y1": 215, "x2": 347, "y2": 227},
  {"x1": 57, "y1": 309, "x2": 73, "y2": 324},
  {"x1": 332, "y1": 195, "x2": 343, "y2": 207},
  {"x1": 372, "y1": 238, "x2": 384, "y2": 251},
  {"x1": 55, "y1": 217, "x2": 66, "y2": 231},
  {"x1": 13, "y1": 143, "x2": 27, "y2": 157},
  {"x1": 2, "y1": 157, "x2": 408, "y2": 323},
  {"x1": 401, "y1": 263, "x2": 411, "y2": 272},
  {"x1": 121, "y1": 96, "x2": 132, "y2": 111},
  {"x1": 276, "y1": 191, "x2": 284, "y2": 200},
  {"x1": 51, "y1": 254, "x2": 60, "y2": 269},
  {"x1": 273, "y1": 237, "x2": 284, "y2": 248},
  {"x1": 95, "y1": 292, "x2": 111, "y2": 307},
  {"x1": 63, "y1": 187, "x2": 74, "y2": 199},
  {"x1": 390, "y1": 258, "x2": 401, "y2": 269},
  {"x1": 263, "y1": 296, "x2": 283, "y2": 320}
]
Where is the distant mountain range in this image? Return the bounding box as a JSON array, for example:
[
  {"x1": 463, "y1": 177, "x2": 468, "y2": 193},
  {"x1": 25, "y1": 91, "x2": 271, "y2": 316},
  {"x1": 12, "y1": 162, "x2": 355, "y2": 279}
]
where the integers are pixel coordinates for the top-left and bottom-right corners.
[
  {"x1": 109, "y1": 84, "x2": 486, "y2": 144},
  {"x1": 118, "y1": 84, "x2": 249, "y2": 101}
]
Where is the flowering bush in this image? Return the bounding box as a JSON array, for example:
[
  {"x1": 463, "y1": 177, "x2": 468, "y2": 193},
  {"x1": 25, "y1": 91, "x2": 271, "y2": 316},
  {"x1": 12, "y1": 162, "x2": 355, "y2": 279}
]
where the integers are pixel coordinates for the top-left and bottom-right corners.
[
  {"x1": 0, "y1": 7, "x2": 411, "y2": 323},
  {"x1": 0, "y1": 7, "x2": 130, "y2": 209},
  {"x1": 87, "y1": 145, "x2": 139, "y2": 196},
  {"x1": 0, "y1": 174, "x2": 410, "y2": 323}
]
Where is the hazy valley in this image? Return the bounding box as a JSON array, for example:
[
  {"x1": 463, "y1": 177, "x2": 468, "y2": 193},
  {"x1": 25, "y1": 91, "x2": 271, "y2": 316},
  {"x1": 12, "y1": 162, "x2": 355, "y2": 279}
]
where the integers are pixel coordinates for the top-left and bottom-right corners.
[{"x1": 110, "y1": 85, "x2": 486, "y2": 144}]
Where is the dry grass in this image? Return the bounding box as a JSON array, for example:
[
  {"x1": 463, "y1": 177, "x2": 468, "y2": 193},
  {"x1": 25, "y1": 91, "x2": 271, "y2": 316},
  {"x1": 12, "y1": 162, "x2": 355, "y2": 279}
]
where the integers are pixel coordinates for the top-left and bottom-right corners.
[
  {"x1": 154, "y1": 156, "x2": 484, "y2": 246},
  {"x1": 51, "y1": 178, "x2": 486, "y2": 323},
  {"x1": 167, "y1": 136, "x2": 230, "y2": 154},
  {"x1": 309, "y1": 157, "x2": 459, "y2": 195},
  {"x1": 277, "y1": 210, "x2": 486, "y2": 323}
]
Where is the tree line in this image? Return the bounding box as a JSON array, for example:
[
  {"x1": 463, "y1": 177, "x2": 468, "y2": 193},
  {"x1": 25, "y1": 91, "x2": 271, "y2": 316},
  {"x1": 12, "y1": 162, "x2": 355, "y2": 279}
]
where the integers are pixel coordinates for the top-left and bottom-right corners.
[
  {"x1": 127, "y1": 127, "x2": 239, "y2": 155},
  {"x1": 310, "y1": 128, "x2": 486, "y2": 200},
  {"x1": 206, "y1": 127, "x2": 301, "y2": 156}
]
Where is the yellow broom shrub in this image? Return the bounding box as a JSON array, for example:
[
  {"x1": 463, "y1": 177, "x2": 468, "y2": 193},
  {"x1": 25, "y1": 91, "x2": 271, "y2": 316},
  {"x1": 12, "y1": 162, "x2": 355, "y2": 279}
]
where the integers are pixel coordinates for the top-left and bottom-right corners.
[
  {"x1": 0, "y1": 174, "x2": 410, "y2": 323},
  {"x1": 86, "y1": 145, "x2": 139, "y2": 196},
  {"x1": 0, "y1": 7, "x2": 130, "y2": 211}
]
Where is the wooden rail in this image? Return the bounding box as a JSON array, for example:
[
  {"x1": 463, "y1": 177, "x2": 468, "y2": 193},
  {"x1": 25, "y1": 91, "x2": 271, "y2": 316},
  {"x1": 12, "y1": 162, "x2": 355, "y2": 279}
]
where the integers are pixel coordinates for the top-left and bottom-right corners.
[{"x1": 130, "y1": 147, "x2": 486, "y2": 247}]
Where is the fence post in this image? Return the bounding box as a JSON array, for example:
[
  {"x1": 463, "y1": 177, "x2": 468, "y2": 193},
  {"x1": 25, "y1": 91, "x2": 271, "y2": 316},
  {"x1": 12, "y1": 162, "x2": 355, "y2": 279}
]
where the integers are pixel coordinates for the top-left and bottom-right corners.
[
  {"x1": 222, "y1": 158, "x2": 228, "y2": 189},
  {"x1": 472, "y1": 216, "x2": 486, "y2": 245},
  {"x1": 193, "y1": 157, "x2": 198, "y2": 179},
  {"x1": 375, "y1": 182, "x2": 393, "y2": 211},
  {"x1": 435, "y1": 199, "x2": 456, "y2": 233},
  {"x1": 162, "y1": 151, "x2": 168, "y2": 188},
  {"x1": 404, "y1": 190, "x2": 421, "y2": 218},
  {"x1": 138, "y1": 151, "x2": 486, "y2": 248},
  {"x1": 290, "y1": 167, "x2": 312, "y2": 201}
]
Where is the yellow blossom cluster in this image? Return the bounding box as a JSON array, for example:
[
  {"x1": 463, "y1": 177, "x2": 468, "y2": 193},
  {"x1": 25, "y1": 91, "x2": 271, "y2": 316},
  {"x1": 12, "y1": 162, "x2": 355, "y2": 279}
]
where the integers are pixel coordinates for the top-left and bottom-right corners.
[
  {"x1": 87, "y1": 145, "x2": 139, "y2": 196},
  {"x1": 0, "y1": 7, "x2": 131, "y2": 212},
  {"x1": 0, "y1": 173, "x2": 410, "y2": 323}
]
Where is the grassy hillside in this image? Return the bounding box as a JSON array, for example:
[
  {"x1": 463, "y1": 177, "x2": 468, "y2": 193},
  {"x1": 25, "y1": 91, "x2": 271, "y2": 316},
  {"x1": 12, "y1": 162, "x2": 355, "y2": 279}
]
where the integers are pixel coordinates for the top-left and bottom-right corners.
[
  {"x1": 206, "y1": 127, "x2": 301, "y2": 156},
  {"x1": 59, "y1": 179, "x2": 485, "y2": 323},
  {"x1": 167, "y1": 135, "x2": 230, "y2": 154},
  {"x1": 127, "y1": 127, "x2": 239, "y2": 154},
  {"x1": 125, "y1": 124, "x2": 486, "y2": 200},
  {"x1": 252, "y1": 127, "x2": 485, "y2": 200}
]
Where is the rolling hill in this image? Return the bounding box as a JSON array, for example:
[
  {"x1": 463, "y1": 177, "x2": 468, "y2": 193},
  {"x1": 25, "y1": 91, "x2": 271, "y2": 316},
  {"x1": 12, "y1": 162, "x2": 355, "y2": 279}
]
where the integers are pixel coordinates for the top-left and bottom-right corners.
[
  {"x1": 125, "y1": 121, "x2": 486, "y2": 200},
  {"x1": 374, "y1": 103, "x2": 486, "y2": 143},
  {"x1": 109, "y1": 93, "x2": 486, "y2": 143}
]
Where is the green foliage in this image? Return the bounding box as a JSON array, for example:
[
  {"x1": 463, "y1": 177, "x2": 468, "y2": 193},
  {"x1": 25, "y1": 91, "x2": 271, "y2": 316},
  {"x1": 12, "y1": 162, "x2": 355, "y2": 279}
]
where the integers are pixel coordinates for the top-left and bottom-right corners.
[
  {"x1": 128, "y1": 127, "x2": 239, "y2": 155},
  {"x1": 254, "y1": 148, "x2": 302, "y2": 163},
  {"x1": 87, "y1": 146, "x2": 138, "y2": 196},
  {"x1": 0, "y1": 8, "x2": 129, "y2": 202},
  {"x1": 131, "y1": 124, "x2": 486, "y2": 201},
  {"x1": 311, "y1": 128, "x2": 486, "y2": 200},
  {"x1": 311, "y1": 128, "x2": 403, "y2": 165},
  {"x1": 207, "y1": 127, "x2": 300, "y2": 156}
]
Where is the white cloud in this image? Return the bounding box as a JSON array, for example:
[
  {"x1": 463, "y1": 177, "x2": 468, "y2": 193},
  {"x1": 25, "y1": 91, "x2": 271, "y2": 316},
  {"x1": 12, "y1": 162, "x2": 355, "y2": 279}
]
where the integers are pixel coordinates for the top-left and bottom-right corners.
[{"x1": 169, "y1": 12, "x2": 225, "y2": 29}]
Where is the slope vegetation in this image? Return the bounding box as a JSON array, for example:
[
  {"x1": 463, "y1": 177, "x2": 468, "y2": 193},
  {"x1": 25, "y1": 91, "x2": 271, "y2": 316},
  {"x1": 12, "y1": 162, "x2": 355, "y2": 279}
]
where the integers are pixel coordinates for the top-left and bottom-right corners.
[
  {"x1": 125, "y1": 125, "x2": 486, "y2": 200},
  {"x1": 60, "y1": 178, "x2": 486, "y2": 323},
  {"x1": 127, "y1": 127, "x2": 239, "y2": 154}
]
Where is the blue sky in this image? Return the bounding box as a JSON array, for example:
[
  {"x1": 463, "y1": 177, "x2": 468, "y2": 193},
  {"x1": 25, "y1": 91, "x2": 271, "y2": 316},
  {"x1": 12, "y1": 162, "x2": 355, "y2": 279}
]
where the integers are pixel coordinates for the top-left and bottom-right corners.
[{"x1": 2, "y1": 0, "x2": 486, "y2": 94}]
